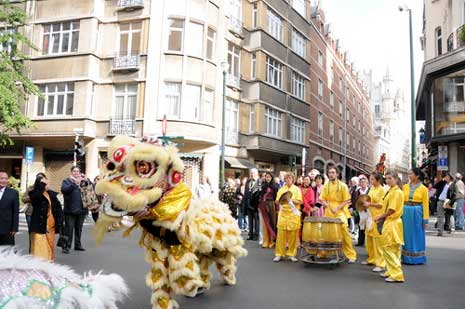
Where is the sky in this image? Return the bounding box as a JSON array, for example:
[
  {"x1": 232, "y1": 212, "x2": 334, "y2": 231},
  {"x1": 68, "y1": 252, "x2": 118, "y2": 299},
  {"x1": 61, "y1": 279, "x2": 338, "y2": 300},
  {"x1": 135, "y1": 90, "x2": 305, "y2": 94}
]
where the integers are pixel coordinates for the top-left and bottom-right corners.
[{"x1": 320, "y1": 0, "x2": 424, "y2": 102}]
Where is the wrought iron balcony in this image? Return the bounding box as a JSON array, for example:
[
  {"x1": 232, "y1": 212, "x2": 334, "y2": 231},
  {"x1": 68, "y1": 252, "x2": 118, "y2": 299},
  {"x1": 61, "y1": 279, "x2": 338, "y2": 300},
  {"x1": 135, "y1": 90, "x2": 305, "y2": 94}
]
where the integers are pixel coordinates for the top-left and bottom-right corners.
[
  {"x1": 116, "y1": 0, "x2": 144, "y2": 11},
  {"x1": 113, "y1": 52, "x2": 140, "y2": 71},
  {"x1": 109, "y1": 117, "x2": 136, "y2": 135},
  {"x1": 228, "y1": 15, "x2": 243, "y2": 36}
]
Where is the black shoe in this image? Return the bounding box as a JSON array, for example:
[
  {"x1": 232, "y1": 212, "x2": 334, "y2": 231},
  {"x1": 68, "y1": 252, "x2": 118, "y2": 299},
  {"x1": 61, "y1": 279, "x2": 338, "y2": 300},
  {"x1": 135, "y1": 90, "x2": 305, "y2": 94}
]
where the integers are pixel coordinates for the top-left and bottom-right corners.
[
  {"x1": 62, "y1": 248, "x2": 70, "y2": 254},
  {"x1": 74, "y1": 247, "x2": 86, "y2": 251},
  {"x1": 246, "y1": 237, "x2": 253, "y2": 240},
  {"x1": 252, "y1": 236, "x2": 259, "y2": 241}
]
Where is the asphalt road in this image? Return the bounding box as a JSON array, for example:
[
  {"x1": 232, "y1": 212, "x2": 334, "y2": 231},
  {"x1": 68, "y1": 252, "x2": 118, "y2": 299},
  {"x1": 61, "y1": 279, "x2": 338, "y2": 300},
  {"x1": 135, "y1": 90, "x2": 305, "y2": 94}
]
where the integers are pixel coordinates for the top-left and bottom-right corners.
[{"x1": 14, "y1": 215, "x2": 465, "y2": 309}]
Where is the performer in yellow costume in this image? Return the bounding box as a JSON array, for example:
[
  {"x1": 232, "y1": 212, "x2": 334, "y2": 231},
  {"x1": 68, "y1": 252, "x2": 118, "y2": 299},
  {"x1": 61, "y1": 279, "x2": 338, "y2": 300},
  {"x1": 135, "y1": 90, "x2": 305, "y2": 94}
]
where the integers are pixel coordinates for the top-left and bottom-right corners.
[
  {"x1": 273, "y1": 173, "x2": 303, "y2": 262},
  {"x1": 374, "y1": 171, "x2": 405, "y2": 283},
  {"x1": 363, "y1": 172, "x2": 386, "y2": 272},
  {"x1": 319, "y1": 166, "x2": 357, "y2": 263}
]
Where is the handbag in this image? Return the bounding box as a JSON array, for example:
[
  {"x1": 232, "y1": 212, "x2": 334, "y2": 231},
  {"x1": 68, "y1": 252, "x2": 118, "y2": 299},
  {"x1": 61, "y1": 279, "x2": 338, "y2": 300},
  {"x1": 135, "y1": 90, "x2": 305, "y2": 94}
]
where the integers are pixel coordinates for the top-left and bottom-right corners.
[{"x1": 57, "y1": 234, "x2": 69, "y2": 248}]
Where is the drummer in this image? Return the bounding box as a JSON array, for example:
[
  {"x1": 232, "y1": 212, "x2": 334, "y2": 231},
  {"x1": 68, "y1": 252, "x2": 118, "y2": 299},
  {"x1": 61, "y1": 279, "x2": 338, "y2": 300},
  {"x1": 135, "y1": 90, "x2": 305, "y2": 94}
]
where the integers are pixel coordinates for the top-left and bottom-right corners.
[
  {"x1": 319, "y1": 166, "x2": 357, "y2": 263},
  {"x1": 363, "y1": 172, "x2": 386, "y2": 272},
  {"x1": 374, "y1": 171, "x2": 405, "y2": 283},
  {"x1": 273, "y1": 173, "x2": 303, "y2": 262}
]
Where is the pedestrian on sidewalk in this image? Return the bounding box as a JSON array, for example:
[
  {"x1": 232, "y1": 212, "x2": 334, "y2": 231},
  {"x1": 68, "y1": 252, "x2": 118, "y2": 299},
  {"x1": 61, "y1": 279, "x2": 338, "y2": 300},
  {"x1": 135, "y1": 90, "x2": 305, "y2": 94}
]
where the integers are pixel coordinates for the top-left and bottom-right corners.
[
  {"x1": 29, "y1": 174, "x2": 64, "y2": 262},
  {"x1": 61, "y1": 166, "x2": 87, "y2": 254},
  {"x1": 259, "y1": 172, "x2": 278, "y2": 248},
  {"x1": 237, "y1": 177, "x2": 248, "y2": 232},
  {"x1": 244, "y1": 168, "x2": 261, "y2": 241},
  {"x1": 196, "y1": 176, "x2": 213, "y2": 200},
  {"x1": 0, "y1": 170, "x2": 19, "y2": 246},
  {"x1": 453, "y1": 173, "x2": 465, "y2": 230},
  {"x1": 436, "y1": 173, "x2": 452, "y2": 236},
  {"x1": 354, "y1": 175, "x2": 370, "y2": 247},
  {"x1": 221, "y1": 179, "x2": 239, "y2": 219}
]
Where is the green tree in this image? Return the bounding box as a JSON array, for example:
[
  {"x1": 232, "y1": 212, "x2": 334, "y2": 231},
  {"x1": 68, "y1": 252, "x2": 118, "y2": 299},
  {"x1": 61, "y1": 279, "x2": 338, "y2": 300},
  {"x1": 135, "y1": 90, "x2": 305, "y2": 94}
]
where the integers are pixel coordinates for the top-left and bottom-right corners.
[{"x1": 0, "y1": 1, "x2": 40, "y2": 146}]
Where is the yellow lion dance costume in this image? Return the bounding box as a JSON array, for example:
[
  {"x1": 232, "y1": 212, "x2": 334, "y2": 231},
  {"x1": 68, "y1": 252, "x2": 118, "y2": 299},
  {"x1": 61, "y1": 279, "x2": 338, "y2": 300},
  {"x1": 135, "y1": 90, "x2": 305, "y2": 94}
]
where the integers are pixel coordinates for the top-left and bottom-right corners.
[{"x1": 94, "y1": 136, "x2": 247, "y2": 309}]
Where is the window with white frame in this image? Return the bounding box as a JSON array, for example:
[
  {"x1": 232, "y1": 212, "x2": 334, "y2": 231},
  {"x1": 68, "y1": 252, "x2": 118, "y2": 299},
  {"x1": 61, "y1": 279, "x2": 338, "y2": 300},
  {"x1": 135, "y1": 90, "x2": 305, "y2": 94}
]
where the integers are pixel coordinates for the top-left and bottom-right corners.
[
  {"x1": 329, "y1": 120, "x2": 334, "y2": 141},
  {"x1": 265, "y1": 107, "x2": 282, "y2": 137},
  {"x1": 119, "y1": 22, "x2": 141, "y2": 53},
  {"x1": 318, "y1": 50, "x2": 323, "y2": 66},
  {"x1": 267, "y1": 9, "x2": 282, "y2": 41},
  {"x1": 330, "y1": 91, "x2": 334, "y2": 109},
  {"x1": 352, "y1": 114, "x2": 355, "y2": 127},
  {"x1": 339, "y1": 127, "x2": 343, "y2": 146},
  {"x1": 358, "y1": 140, "x2": 361, "y2": 153},
  {"x1": 252, "y1": 3, "x2": 258, "y2": 28},
  {"x1": 339, "y1": 77, "x2": 343, "y2": 90},
  {"x1": 358, "y1": 120, "x2": 361, "y2": 132},
  {"x1": 0, "y1": 28, "x2": 16, "y2": 54},
  {"x1": 435, "y1": 27, "x2": 442, "y2": 56},
  {"x1": 317, "y1": 112, "x2": 323, "y2": 137},
  {"x1": 339, "y1": 100, "x2": 343, "y2": 116},
  {"x1": 251, "y1": 52, "x2": 256, "y2": 79},
  {"x1": 352, "y1": 137, "x2": 356, "y2": 151},
  {"x1": 266, "y1": 56, "x2": 282, "y2": 88},
  {"x1": 163, "y1": 82, "x2": 182, "y2": 118},
  {"x1": 292, "y1": 71, "x2": 305, "y2": 100},
  {"x1": 186, "y1": 21, "x2": 204, "y2": 57},
  {"x1": 346, "y1": 108, "x2": 350, "y2": 123},
  {"x1": 37, "y1": 83, "x2": 74, "y2": 116},
  {"x1": 229, "y1": 0, "x2": 242, "y2": 24},
  {"x1": 167, "y1": 18, "x2": 184, "y2": 52},
  {"x1": 182, "y1": 84, "x2": 201, "y2": 121},
  {"x1": 318, "y1": 79, "x2": 323, "y2": 99},
  {"x1": 346, "y1": 133, "x2": 350, "y2": 148},
  {"x1": 114, "y1": 84, "x2": 137, "y2": 118},
  {"x1": 329, "y1": 66, "x2": 334, "y2": 85},
  {"x1": 202, "y1": 89, "x2": 214, "y2": 123},
  {"x1": 291, "y1": 29, "x2": 306, "y2": 58},
  {"x1": 206, "y1": 28, "x2": 216, "y2": 60},
  {"x1": 228, "y1": 43, "x2": 240, "y2": 78},
  {"x1": 226, "y1": 99, "x2": 239, "y2": 144},
  {"x1": 249, "y1": 104, "x2": 255, "y2": 132},
  {"x1": 292, "y1": 0, "x2": 306, "y2": 16},
  {"x1": 42, "y1": 21, "x2": 79, "y2": 54},
  {"x1": 290, "y1": 117, "x2": 305, "y2": 143}
]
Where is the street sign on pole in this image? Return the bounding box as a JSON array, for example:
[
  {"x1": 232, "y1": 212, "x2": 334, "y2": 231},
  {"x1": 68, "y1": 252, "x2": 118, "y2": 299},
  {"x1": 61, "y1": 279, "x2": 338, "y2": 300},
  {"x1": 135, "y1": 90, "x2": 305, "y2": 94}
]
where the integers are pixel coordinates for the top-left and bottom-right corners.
[
  {"x1": 25, "y1": 146, "x2": 34, "y2": 165},
  {"x1": 438, "y1": 145, "x2": 448, "y2": 171}
]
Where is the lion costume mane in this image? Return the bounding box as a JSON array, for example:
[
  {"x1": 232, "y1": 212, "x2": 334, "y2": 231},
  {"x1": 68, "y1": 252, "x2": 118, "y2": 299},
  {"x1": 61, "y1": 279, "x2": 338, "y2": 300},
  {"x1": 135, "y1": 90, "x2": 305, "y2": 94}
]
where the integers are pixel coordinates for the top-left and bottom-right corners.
[{"x1": 95, "y1": 136, "x2": 247, "y2": 309}]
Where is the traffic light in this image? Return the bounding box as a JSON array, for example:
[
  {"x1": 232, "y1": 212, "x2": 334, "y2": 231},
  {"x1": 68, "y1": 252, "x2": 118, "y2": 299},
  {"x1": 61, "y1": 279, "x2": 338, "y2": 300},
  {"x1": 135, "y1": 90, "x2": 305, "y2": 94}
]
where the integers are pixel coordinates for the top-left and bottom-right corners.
[{"x1": 74, "y1": 140, "x2": 85, "y2": 160}]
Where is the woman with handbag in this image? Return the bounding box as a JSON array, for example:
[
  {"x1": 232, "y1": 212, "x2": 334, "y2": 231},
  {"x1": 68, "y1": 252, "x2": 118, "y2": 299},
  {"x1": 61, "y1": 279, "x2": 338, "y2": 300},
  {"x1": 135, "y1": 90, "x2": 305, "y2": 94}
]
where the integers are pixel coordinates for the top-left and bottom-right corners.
[
  {"x1": 29, "y1": 174, "x2": 64, "y2": 262},
  {"x1": 374, "y1": 171, "x2": 405, "y2": 283}
]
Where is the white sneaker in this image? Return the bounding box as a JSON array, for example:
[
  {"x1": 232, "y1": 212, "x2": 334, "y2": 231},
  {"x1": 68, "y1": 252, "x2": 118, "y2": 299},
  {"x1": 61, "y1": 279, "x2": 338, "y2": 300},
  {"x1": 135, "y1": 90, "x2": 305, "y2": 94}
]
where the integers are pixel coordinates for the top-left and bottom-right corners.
[
  {"x1": 385, "y1": 277, "x2": 402, "y2": 283},
  {"x1": 379, "y1": 272, "x2": 388, "y2": 278},
  {"x1": 361, "y1": 260, "x2": 369, "y2": 265},
  {"x1": 372, "y1": 267, "x2": 384, "y2": 272},
  {"x1": 348, "y1": 259, "x2": 356, "y2": 264},
  {"x1": 273, "y1": 256, "x2": 282, "y2": 262},
  {"x1": 289, "y1": 257, "x2": 298, "y2": 262}
]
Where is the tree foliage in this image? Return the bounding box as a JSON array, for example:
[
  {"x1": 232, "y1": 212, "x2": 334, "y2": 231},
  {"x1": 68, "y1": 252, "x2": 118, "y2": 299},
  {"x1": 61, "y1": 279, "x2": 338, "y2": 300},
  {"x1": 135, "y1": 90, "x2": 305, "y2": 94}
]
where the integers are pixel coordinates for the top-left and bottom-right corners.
[{"x1": 0, "y1": 1, "x2": 40, "y2": 146}]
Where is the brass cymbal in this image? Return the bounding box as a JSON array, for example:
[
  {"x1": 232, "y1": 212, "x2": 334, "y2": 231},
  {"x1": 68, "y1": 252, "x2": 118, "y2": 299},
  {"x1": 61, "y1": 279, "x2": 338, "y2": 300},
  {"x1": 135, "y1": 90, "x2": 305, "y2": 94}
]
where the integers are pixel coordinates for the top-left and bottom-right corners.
[
  {"x1": 279, "y1": 191, "x2": 293, "y2": 204},
  {"x1": 355, "y1": 194, "x2": 371, "y2": 211}
]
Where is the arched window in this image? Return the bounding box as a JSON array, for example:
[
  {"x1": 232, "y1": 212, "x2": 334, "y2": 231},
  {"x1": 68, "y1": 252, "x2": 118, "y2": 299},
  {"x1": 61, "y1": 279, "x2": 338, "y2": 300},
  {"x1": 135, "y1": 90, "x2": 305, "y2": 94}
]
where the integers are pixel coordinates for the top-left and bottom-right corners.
[
  {"x1": 435, "y1": 27, "x2": 442, "y2": 56},
  {"x1": 314, "y1": 159, "x2": 325, "y2": 174}
]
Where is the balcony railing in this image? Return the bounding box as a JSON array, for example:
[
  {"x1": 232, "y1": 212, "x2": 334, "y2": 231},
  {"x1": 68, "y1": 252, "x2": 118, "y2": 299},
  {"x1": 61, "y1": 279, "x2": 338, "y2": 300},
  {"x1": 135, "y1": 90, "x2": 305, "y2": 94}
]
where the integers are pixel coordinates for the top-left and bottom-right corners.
[
  {"x1": 109, "y1": 117, "x2": 136, "y2": 135},
  {"x1": 113, "y1": 52, "x2": 140, "y2": 71},
  {"x1": 226, "y1": 74, "x2": 240, "y2": 89},
  {"x1": 447, "y1": 32, "x2": 455, "y2": 52},
  {"x1": 228, "y1": 15, "x2": 243, "y2": 36},
  {"x1": 116, "y1": 0, "x2": 144, "y2": 11}
]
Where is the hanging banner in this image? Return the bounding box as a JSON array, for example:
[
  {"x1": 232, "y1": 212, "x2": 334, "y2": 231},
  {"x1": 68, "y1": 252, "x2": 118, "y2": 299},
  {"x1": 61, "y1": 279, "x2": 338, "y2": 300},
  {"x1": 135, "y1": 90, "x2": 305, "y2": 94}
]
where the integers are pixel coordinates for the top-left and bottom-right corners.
[{"x1": 437, "y1": 145, "x2": 448, "y2": 171}]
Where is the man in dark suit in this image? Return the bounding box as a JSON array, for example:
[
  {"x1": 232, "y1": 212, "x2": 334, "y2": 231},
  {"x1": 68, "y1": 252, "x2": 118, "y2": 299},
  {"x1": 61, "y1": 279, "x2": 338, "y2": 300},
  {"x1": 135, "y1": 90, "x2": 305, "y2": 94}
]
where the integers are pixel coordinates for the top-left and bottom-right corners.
[
  {"x1": 244, "y1": 168, "x2": 261, "y2": 241},
  {"x1": 0, "y1": 170, "x2": 19, "y2": 246}
]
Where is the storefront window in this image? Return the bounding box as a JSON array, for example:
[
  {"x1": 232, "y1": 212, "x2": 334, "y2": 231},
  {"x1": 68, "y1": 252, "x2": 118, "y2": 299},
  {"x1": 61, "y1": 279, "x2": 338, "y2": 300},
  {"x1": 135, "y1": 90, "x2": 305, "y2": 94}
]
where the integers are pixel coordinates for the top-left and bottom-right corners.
[{"x1": 433, "y1": 68, "x2": 465, "y2": 136}]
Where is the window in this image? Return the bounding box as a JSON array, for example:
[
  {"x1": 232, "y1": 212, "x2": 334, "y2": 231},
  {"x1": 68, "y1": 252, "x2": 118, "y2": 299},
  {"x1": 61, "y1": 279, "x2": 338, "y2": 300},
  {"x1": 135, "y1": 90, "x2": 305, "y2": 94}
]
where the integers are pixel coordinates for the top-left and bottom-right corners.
[
  {"x1": 317, "y1": 112, "x2": 323, "y2": 136},
  {"x1": 375, "y1": 104, "x2": 381, "y2": 117},
  {"x1": 339, "y1": 77, "x2": 343, "y2": 90},
  {"x1": 37, "y1": 83, "x2": 74, "y2": 116},
  {"x1": 292, "y1": 0, "x2": 306, "y2": 16},
  {"x1": 182, "y1": 84, "x2": 201, "y2": 121},
  {"x1": 266, "y1": 56, "x2": 282, "y2": 88},
  {"x1": 318, "y1": 79, "x2": 323, "y2": 99},
  {"x1": 186, "y1": 22, "x2": 204, "y2": 57},
  {"x1": 251, "y1": 52, "x2": 256, "y2": 79},
  {"x1": 291, "y1": 29, "x2": 306, "y2": 58},
  {"x1": 346, "y1": 133, "x2": 350, "y2": 148},
  {"x1": 249, "y1": 104, "x2": 255, "y2": 132},
  {"x1": 318, "y1": 50, "x2": 323, "y2": 66},
  {"x1": 346, "y1": 108, "x2": 350, "y2": 123},
  {"x1": 114, "y1": 84, "x2": 137, "y2": 118},
  {"x1": 167, "y1": 18, "x2": 184, "y2": 52},
  {"x1": 267, "y1": 9, "x2": 282, "y2": 41},
  {"x1": 339, "y1": 127, "x2": 343, "y2": 146},
  {"x1": 329, "y1": 66, "x2": 334, "y2": 85},
  {"x1": 265, "y1": 107, "x2": 282, "y2": 137},
  {"x1": 292, "y1": 71, "x2": 305, "y2": 100},
  {"x1": 119, "y1": 22, "x2": 141, "y2": 54},
  {"x1": 435, "y1": 27, "x2": 442, "y2": 56},
  {"x1": 206, "y1": 28, "x2": 216, "y2": 60},
  {"x1": 358, "y1": 140, "x2": 361, "y2": 154},
  {"x1": 358, "y1": 120, "x2": 361, "y2": 132},
  {"x1": 339, "y1": 100, "x2": 343, "y2": 116},
  {"x1": 226, "y1": 99, "x2": 239, "y2": 144},
  {"x1": 330, "y1": 91, "x2": 334, "y2": 109},
  {"x1": 228, "y1": 43, "x2": 241, "y2": 78},
  {"x1": 163, "y1": 82, "x2": 182, "y2": 118},
  {"x1": 202, "y1": 89, "x2": 214, "y2": 123},
  {"x1": 252, "y1": 3, "x2": 258, "y2": 28},
  {"x1": 42, "y1": 21, "x2": 79, "y2": 54},
  {"x1": 352, "y1": 114, "x2": 356, "y2": 127},
  {"x1": 290, "y1": 117, "x2": 305, "y2": 143},
  {"x1": 352, "y1": 137, "x2": 356, "y2": 151},
  {"x1": 329, "y1": 120, "x2": 334, "y2": 142},
  {"x1": 0, "y1": 28, "x2": 16, "y2": 55}
]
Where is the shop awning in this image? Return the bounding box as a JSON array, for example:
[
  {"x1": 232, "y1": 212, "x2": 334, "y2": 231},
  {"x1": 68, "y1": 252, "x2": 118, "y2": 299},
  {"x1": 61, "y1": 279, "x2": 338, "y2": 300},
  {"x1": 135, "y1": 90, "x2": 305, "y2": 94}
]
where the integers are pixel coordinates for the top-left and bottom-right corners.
[
  {"x1": 179, "y1": 153, "x2": 203, "y2": 159},
  {"x1": 225, "y1": 157, "x2": 255, "y2": 169}
]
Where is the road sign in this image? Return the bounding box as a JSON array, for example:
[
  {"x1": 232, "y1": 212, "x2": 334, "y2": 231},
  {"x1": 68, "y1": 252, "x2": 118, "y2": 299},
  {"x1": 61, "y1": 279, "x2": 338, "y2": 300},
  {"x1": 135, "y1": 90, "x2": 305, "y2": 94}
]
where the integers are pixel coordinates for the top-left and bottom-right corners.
[
  {"x1": 438, "y1": 145, "x2": 448, "y2": 171},
  {"x1": 25, "y1": 146, "x2": 34, "y2": 165}
]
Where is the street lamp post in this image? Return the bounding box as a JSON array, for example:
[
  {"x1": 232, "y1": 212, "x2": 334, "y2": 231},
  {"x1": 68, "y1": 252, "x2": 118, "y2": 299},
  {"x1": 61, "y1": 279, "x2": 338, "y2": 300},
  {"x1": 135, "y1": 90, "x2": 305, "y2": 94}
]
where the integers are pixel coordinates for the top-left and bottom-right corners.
[
  {"x1": 220, "y1": 61, "x2": 229, "y2": 192},
  {"x1": 399, "y1": 5, "x2": 416, "y2": 168}
]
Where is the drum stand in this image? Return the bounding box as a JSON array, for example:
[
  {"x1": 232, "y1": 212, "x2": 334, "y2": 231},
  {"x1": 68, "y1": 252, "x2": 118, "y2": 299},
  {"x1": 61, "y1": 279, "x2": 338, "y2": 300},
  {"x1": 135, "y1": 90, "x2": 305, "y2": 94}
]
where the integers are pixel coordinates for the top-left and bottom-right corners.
[{"x1": 299, "y1": 242, "x2": 345, "y2": 265}]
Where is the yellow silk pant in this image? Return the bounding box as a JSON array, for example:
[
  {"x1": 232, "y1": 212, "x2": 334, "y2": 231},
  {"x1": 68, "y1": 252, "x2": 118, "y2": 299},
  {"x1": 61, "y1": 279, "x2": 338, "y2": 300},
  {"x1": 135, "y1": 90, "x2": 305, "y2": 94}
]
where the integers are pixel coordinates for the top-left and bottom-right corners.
[
  {"x1": 342, "y1": 227, "x2": 357, "y2": 260},
  {"x1": 275, "y1": 229, "x2": 299, "y2": 257},
  {"x1": 383, "y1": 244, "x2": 404, "y2": 282},
  {"x1": 366, "y1": 235, "x2": 385, "y2": 268}
]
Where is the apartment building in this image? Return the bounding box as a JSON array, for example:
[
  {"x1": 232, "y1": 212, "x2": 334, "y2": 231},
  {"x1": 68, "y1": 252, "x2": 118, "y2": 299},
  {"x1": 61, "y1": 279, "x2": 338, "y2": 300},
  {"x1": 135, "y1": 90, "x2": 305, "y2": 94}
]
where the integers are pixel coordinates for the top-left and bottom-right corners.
[{"x1": 416, "y1": 0, "x2": 465, "y2": 175}]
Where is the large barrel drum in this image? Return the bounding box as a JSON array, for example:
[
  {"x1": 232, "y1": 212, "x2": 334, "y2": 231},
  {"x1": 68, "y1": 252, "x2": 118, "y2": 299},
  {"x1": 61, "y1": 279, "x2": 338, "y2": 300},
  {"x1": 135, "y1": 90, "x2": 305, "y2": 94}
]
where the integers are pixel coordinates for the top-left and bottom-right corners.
[{"x1": 302, "y1": 217, "x2": 343, "y2": 244}]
